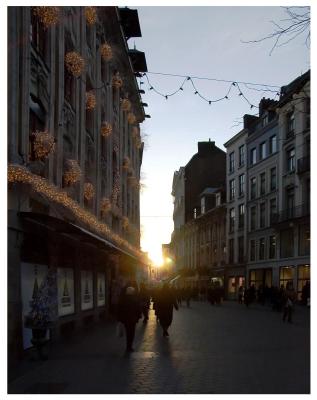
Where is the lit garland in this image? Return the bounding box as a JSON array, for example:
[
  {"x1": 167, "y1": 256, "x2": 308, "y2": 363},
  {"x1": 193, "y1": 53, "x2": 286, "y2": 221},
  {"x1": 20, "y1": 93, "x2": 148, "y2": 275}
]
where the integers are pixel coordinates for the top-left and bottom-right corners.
[
  {"x1": 100, "y1": 42, "x2": 113, "y2": 61},
  {"x1": 7, "y1": 165, "x2": 142, "y2": 258},
  {"x1": 84, "y1": 182, "x2": 95, "y2": 201},
  {"x1": 127, "y1": 112, "x2": 136, "y2": 124},
  {"x1": 33, "y1": 7, "x2": 60, "y2": 28},
  {"x1": 122, "y1": 156, "x2": 131, "y2": 171},
  {"x1": 112, "y1": 72, "x2": 123, "y2": 89},
  {"x1": 111, "y1": 204, "x2": 121, "y2": 218},
  {"x1": 100, "y1": 197, "x2": 111, "y2": 214},
  {"x1": 31, "y1": 130, "x2": 55, "y2": 160},
  {"x1": 63, "y1": 159, "x2": 81, "y2": 186},
  {"x1": 85, "y1": 6, "x2": 97, "y2": 25},
  {"x1": 122, "y1": 216, "x2": 129, "y2": 230},
  {"x1": 111, "y1": 168, "x2": 120, "y2": 204},
  {"x1": 86, "y1": 91, "x2": 96, "y2": 110},
  {"x1": 101, "y1": 122, "x2": 112, "y2": 137},
  {"x1": 65, "y1": 52, "x2": 85, "y2": 77},
  {"x1": 121, "y1": 98, "x2": 131, "y2": 112}
]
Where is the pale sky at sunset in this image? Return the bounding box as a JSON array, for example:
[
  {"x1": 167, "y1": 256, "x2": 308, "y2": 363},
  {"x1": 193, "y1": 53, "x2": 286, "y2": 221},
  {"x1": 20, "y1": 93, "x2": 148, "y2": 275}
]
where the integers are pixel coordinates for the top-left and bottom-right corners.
[{"x1": 131, "y1": 6, "x2": 310, "y2": 265}]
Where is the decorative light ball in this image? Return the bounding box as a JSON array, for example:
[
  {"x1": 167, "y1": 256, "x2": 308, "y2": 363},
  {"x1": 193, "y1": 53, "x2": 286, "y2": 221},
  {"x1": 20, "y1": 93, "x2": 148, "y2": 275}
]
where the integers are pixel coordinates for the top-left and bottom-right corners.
[
  {"x1": 31, "y1": 130, "x2": 55, "y2": 160},
  {"x1": 121, "y1": 98, "x2": 131, "y2": 112},
  {"x1": 112, "y1": 72, "x2": 123, "y2": 89},
  {"x1": 84, "y1": 182, "x2": 95, "y2": 201},
  {"x1": 127, "y1": 112, "x2": 136, "y2": 124},
  {"x1": 33, "y1": 7, "x2": 60, "y2": 28},
  {"x1": 122, "y1": 157, "x2": 131, "y2": 171},
  {"x1": 100, "y1": 42, "x2": 113, "y2": 61},
  {"x1": 86, "y1": 91, "x2": 96, "y2": 110},
  {"x1": 122, "y1": 216, "x2": 129, "y2": 229},
  {"x1": 65, "y1": 52, "x2": 85, "y2": 77},
  {"x1": 63, "y1": 159, "x2": 81, "y2": 186},
  {"x1": 101, "y1": 122, "x2": 112, "y2": 137},
  {"x1": 100, "y1": 197, "x2": 111, "y2": 214},
  {"x1": 85, "y1": 7, "x2": 97, "y2": 25}
]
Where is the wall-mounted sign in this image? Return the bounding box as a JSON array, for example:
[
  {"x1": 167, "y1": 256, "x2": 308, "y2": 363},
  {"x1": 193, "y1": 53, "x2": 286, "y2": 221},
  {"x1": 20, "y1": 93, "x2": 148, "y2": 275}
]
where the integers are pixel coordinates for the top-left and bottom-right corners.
[
  {"x1": 21, "y1": 263, "x2": 48, "y2": 349},
  {"x1": 57, "y1": 268, "x2": 75, "y2": 316},
  {"x1": 97, "y1": 272, "x2": 106, "y2": 307},
  {"x1": 81, "y1": 270, "x2": 93, "y2": 310}
]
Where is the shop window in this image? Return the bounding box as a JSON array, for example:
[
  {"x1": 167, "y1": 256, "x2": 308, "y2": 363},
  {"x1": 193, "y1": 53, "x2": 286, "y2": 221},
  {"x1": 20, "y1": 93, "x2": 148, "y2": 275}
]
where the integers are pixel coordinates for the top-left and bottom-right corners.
[
  {"x1": 280, "y1": 228, "x2": 294, "y2": 258},
  {"x1": 249, "y1": 269, "x2": 263, "y2": 289},
  {"x1": 279, "y1": 266, "x2": 294, "y2": 289},
  {"x1": 297, "y1": 265, "x2": 310, "y2": 301},
  {"x1": 298, "y1": 225, "x2": 310, "y2": 256}
]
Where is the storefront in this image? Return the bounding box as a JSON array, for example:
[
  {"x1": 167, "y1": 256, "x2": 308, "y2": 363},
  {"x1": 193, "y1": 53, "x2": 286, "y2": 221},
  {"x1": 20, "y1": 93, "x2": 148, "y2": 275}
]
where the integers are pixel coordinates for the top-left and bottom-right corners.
[
  {"x1": 249, "y1": 268, "x2": 272, "y2": 289},
  {"x1": 225, "y1": 266, "x2": 245, "y2": 300}
]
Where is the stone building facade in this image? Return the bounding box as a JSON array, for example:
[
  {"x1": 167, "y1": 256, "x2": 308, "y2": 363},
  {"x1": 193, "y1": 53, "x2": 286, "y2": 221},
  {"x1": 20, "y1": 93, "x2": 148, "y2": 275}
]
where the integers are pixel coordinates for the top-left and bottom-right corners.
[{"x1": 8, "y1": 6, "x2": 147, "y2": 365}]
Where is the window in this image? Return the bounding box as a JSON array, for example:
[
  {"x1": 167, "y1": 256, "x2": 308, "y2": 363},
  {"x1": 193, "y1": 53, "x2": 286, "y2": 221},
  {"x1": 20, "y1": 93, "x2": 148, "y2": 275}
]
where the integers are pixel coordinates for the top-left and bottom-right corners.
[
  {"x1": 297, "y1": 265, "x2": 310, "y2": 301},
  {"x1": 269, "y1": 198, "x2": 277, "y2": 225},
  {"x1": 229, "y1": 208, "x2": 235, "y2": 233},
  {"x1": 229, "y1": 152, "x2": 235, "y2": 173},
  {"x1": 260, "y1": 203, "x2": 265, "y2": 228},
  {"x1": 259, "y1": 142, "x2": 266, "y2": 160},
  {"x1": 260, "y1": 172, "x2": 266, "y2": 195},
  {"x1": 286, "y1": 188, "x2": 295, "y2": 218},
  {"x1": 250, "y1": 206, "x2": 256, "y2": 231},
  {"x1": 238, "y1": 174, "x2": 245, "y2": 196},
  {"x1": 262, "y1": 113, "x2": 268, "y2": 126},
  {"x1": 201, "y1": 197, "x2": 205, "y2": 215},
  {"x1": 287, "y1": 148, "x2": 295, "y2": 172},
  {"x1": 286, "y1": 111, "x2": 295, "y2": 137},
  {"x1": 238, "y1": 236, "x2": 244, "y2": 263},
  {"x1": 250, "y1": 148, "x2": 256, "y2": 165},
  {"x1": 239, "y1": 145, "x2": 245, "y2": 167},
  {"x1": 229, "y1": 239, "x2": 234, "y2": 264},
  {"x1": 280, "y1": 228, "x2": 294, "y2": 258},
  {"x1": 259, "y1": 238, "x2": 265, "y2": 260},
  {"x1": 299, "y1": 225, "x2": 310, "y2": 256},
  {"x1": 250, "y1": 240, "x2": 256, "y2": 261},
  {"x1": 238, "y1": 204, "x2": 245, "y2": 229},
  {"x1": 279, "y1": 266, "x2": 294, "y2": 289},
  {"x1": 269, "y1": 135, "x2": 277, "y2": 154},
  {"x1": 250, "y1": 177, "x2": 256, "y2": 199},
  {"x1": 229, "y1": 179, "x2": 235, "y2": 201},
  {"x1": 270, "y1": 167, "x2": 276, "y2": 191},
  {"x1": 269, "y1": 235, "x2": 276, "y2": 259}
]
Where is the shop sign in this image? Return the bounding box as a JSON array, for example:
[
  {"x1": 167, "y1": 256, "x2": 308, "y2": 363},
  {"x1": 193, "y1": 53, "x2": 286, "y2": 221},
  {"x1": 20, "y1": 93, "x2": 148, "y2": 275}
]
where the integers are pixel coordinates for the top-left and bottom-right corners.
[
  {"x1": 57, "y1": 267, "x2": 75, "y2": 316},
  {"x1": 81, "y1": 270, "x2": 93, "y2": 310}
]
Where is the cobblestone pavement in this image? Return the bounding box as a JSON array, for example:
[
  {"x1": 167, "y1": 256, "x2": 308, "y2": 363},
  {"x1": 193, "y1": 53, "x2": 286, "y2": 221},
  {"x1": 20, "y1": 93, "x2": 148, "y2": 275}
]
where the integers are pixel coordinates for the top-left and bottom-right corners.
[{"x1": 8, "y1": 301, "x2": 310, "y2": 394}]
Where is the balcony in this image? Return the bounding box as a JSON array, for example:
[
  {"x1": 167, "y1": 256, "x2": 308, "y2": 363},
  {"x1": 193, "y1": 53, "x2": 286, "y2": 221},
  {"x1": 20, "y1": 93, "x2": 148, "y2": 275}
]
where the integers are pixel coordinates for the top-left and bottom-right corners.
[
  {"x1": 271, "y1": 203, "x2": 310, "y2": 225},
  {"x1": 297, "y1": 156, "x2": 310, "y2": 174}
]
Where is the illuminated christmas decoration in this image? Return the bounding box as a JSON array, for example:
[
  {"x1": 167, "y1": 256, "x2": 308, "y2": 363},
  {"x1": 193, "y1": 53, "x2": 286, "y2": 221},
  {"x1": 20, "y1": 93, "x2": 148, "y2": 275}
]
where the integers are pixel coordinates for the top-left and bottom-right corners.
[
  {"x1": 86, "y1": 91, "x2": 96, "y2": 110},
  {"x1": 121, "y1": 98, "x2": 131, "y2": 112},
  {"x1": 127, "y1": 175, "x2": 138, "y2": 188},
  {"x1": 122, "y1": 157, "x2": 131, "y2": 171},
  {"x1": 122, "y1": 216, "x2": 129, "y2": 230},
  {"x1": 100, "y1": 122, "x2": 112, "y2": 137},
  {"x1": 8, "y1": 165, "x2": 141, "y2": 257},
  {"x1": 127, "y1": 112, "x2": 136, "y2": 124},
  {"x1": 84, "y1": 182, "x2": 95, "y2": 201},
  {"x1": 112, "y1": 72, "x2": 123, "y2": 89},
  {"x1": 100, "y1": 42, "x2": 113, "y2": 61},
  {"x1": 31, "y1": 130, "x2": 55, "y2": 160},
  {"x1": 131, "y1": 126, "x2": 139, "y2": 139},
  {"x1": 65, "y1": 52, "x2": 85, "y2": 77},
  {"x1": 63, "y1": 159, "x2": 81, "y2": 186},
  {"x1": 100, "y1": 197, "x2": 111, "y2": 214},
  {"x1": 111, "y1": 204, "x2": 121, "y2": 218},
  {"x1": 33, "y1": 6, "x2": 60, "y2": 28},
  {"x1": 85, "y1": 6, "x2": 97, "y2": 25}
]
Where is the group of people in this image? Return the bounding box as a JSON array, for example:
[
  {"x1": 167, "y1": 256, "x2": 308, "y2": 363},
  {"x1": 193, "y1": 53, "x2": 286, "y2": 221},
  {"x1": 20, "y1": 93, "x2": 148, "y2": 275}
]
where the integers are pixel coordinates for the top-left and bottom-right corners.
[
  {"x1": 112, "y1": 280, "x2": 178, "y2": 352},
  {"x1": 238, "y1": 280, "x2": 310, "y2": 323}
]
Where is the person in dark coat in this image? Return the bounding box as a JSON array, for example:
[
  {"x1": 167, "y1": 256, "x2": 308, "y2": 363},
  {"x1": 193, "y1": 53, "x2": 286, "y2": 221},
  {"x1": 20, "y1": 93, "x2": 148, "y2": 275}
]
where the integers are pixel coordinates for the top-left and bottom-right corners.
[
  {"x1": 139, "y1": 282, "x2": 151, "y2": 323},
  {"x1": 117, "y1": 285, "x2": 141, "y2": 352},
  {"x1": 156, "y1": 283, "x2": 179, "y2": 337},
  {"x1": 301, "y1": 281, "x2": 310, "y2": 306}
]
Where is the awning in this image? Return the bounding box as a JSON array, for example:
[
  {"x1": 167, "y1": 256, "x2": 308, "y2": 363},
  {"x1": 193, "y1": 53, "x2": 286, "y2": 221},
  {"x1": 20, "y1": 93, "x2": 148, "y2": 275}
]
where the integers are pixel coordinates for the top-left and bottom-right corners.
[{"x1": 18, "y1": 212, "x2": 139, "y2": 261}]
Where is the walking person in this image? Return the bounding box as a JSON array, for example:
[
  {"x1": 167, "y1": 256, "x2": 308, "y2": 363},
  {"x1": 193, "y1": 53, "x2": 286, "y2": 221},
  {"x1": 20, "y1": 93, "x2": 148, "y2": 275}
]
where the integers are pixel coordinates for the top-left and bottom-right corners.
[
  {"x1": 238, "y1": 285, "x2": 244, "y2": 304},
  {"x1": 156, "y1": 283, "x2": 179, "y2": 337},
  {"x1": 117, "y1": 284, "x2": 141, "y2": 352},
  {"x1": 139, "y1": 282, "x2": 151, "y2": 323},
  {"x1": 301, "y1": 281, "x2": 310, "y2": 306},
  {"x1": 282, "y1": 282, "x2": 296, "y2": 323}
]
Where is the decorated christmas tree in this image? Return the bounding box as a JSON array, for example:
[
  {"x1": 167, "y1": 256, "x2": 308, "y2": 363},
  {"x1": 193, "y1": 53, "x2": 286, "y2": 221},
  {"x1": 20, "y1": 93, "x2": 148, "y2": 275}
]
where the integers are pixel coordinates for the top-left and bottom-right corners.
[{"x1": 25, "y1": 268, "x2": 58, "y2": 329}]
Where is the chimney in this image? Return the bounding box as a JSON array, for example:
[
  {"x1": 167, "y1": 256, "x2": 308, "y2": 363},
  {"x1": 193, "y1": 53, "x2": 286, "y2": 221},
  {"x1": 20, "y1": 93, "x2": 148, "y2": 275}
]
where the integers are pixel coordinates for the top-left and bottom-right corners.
[
  {"x1": 198, "y1": 141, "x2": 215, "y2": 155},
  {"x1": 243, "y1": 114, "x2": 258, "y2": 130}
]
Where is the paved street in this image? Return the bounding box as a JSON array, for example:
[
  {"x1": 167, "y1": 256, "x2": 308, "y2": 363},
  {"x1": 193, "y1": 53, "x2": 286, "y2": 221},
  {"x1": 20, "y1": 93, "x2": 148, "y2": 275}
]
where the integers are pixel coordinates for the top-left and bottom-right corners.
[{"x1": 8, "y1": 301, "x2": 310, "y2": 394}]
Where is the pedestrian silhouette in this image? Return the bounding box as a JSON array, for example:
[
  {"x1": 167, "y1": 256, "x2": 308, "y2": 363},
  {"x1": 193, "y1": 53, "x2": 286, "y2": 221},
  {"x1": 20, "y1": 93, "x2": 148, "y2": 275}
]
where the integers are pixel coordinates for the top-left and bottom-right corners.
[{"x1": 156, "y1": 283, "x2": 179, "y2": 337}]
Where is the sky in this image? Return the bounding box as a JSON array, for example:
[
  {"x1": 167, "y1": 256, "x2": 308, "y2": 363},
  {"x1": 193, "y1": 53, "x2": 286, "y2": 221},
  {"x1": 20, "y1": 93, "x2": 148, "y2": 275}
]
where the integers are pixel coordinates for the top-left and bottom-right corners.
[{"x1": 129, "y1": 6, "x2": 310, "y2": 266}]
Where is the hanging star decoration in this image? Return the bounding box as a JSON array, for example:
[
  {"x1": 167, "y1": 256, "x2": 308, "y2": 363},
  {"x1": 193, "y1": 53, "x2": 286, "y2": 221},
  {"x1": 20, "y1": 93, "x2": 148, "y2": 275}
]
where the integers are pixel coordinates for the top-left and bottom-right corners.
[{"x1": 85, "y1": 6, "x2": 97, "y2": 25}]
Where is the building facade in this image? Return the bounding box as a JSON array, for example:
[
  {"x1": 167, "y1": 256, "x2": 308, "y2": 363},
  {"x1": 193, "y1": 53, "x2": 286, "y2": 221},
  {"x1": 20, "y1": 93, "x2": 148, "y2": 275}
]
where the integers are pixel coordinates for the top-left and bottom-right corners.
[
  {"x1": 8, "y1": 6, "x2": 148, "y2": 365},
  {"x1": 224, "y1": 128, "x2": 248, "y2": 299}
]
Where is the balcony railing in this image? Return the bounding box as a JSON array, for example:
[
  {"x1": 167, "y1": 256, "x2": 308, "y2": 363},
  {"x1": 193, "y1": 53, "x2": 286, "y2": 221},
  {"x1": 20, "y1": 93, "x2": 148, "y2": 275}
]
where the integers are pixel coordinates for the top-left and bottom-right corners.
[
  {"x1": 271, "y1": 203, "x2": 310, "y2": 224},
  {"x1": 297, "y1": 156, "x2": 310, "y2": 174}
]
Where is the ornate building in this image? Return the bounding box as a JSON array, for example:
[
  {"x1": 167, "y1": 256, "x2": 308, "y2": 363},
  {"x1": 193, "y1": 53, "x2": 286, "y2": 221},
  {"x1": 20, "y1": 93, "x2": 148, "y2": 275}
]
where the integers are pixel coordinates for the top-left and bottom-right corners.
[{"x1": 8, "y1": 6, "x2": 148, "y2": 364}]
